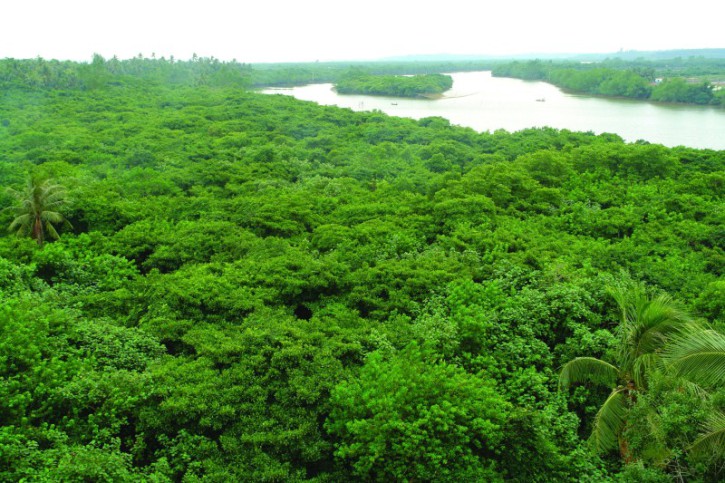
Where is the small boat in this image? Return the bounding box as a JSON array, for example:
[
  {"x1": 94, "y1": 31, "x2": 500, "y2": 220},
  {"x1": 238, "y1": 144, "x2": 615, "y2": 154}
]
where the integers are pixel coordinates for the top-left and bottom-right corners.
[
  {"x1": 536, "y1": 98, "x2": 546, "y2": 102},
  {"x1": 391, "y1": 102, "x2": 398, "y2": 106}
]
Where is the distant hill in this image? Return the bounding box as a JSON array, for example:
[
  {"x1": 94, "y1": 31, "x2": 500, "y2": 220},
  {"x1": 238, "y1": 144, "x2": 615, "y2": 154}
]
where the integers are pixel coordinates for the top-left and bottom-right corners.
[
  {"x1": 381, "y1": 53, "x2": 573, "y2": 62},
  {"x1": 384, "y1": 48, "x2": 725, "y2": 62},
  {"x1": 574, "y1": 48, "x2": 725, "y2": 61}
]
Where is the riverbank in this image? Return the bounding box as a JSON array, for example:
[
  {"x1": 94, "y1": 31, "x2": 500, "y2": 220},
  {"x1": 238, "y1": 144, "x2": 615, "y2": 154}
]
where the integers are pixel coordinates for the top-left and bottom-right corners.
[
  {"x1": 491, "y1": 61, "x2": 725, "y2": 107},
  {"x1": 262, "y1": 71, "x2": 725, "y2": 149}
]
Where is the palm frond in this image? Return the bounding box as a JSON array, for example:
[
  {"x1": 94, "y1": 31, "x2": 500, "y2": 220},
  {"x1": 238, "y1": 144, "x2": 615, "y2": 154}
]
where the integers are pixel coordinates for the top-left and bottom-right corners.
[
  {"x1": 8, "y1": 214, "x2": 31, "y2": 232},
  {"x1": 589, "y1": 387, "x2": 629, "y2": 453},
  {"x1": 41, "y1": 210, "x2": 66, "y2": 224},
  {"x1": 689, "y1": 411, "x2": 725, "y2": 460},
  {"x1": 641, "y1": 407, "x2": 672, "y2": 466},
  {"x1": 559, "y1": 357, "x2": 620, "y2": 390},
  {"x1": 632, "y1": 294, "x2": 695, "y2": 355},
  {"x1": 631, "y1": 352, "x2": 662, "y2": 390},
  {"x1": 42, "y1": 188, "x2": 68, "y2": 206},
  {"x1": 0, "y1": 204, "x2": 16, "y2": 214},
  {"x1": 677, "y1": 378, "x2": 711, "y2": 400},
  {"x1": 45, "y1": 221, "x2": 60, "y2": 240},
  {"x1": 664, "y1": 330, "x2": 725, "y2": 387},
  {"x1": 607, "y1": 283, "x2": 644, "y2": 324}
]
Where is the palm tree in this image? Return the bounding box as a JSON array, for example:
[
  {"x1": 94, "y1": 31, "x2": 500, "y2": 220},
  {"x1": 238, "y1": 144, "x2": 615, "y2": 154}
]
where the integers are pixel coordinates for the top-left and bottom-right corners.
[
  {"x1": 559, "y1": 284, "x2": 698, "y2": 456},
  {"x1": 5, "y1": 177, "x2": 71, "y2": 246}
]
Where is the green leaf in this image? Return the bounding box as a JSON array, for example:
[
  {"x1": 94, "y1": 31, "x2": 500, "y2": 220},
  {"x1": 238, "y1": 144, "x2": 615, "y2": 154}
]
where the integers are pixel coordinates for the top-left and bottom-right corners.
[
  {"x1": 558, "y1": 357, "x2": 619, "y2": 390},
  {"x1": 589, "y1": 387, "x2": 628, "y2": 453},
  {"x1": 664, "y1": 330, "x2": 725, "y2": 387},
  {"x1": 689, "y1": 411, "x2": 725, "y2": 459}
]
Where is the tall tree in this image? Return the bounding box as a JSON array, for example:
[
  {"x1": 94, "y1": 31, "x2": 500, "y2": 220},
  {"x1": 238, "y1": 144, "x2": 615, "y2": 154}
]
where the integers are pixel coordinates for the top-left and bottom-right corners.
[
  {"x1": 559, "y1": 285, "x2": 697, "y2": 456},
  {"x1": 6, "y1": 177, "x2": 70, "y2": 246}
]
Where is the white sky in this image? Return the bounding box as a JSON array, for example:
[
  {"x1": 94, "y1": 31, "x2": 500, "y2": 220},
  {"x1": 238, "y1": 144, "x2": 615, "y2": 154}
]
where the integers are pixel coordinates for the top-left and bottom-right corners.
[{"x1": 1, "y1": 1, "x2": 723, "y2": 63}]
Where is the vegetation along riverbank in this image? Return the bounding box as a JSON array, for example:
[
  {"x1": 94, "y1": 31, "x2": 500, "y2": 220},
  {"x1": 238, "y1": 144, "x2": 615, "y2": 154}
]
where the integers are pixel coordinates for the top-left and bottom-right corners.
[{"x1": 492, "y1": 57, "x2": 725, "y2": 106}]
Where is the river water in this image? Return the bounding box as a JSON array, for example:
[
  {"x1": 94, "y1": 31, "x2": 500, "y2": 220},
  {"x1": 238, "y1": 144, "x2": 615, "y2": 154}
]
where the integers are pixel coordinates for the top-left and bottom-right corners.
[{"x1": 261, "y1": 71, "x2": 725, "y2": 150}]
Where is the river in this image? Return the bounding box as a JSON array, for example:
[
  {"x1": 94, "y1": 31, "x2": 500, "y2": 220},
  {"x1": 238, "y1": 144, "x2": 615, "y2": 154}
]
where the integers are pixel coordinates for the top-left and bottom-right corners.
[{"x1": 261, "y1": 71, "x2": 725, "y2": 150}]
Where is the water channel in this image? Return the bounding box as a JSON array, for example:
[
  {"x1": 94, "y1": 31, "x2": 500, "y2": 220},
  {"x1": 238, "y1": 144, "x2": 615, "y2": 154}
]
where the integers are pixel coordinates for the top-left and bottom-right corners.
[{"x1": 262, "y1": 71, "x2": 725, "y2": 150}]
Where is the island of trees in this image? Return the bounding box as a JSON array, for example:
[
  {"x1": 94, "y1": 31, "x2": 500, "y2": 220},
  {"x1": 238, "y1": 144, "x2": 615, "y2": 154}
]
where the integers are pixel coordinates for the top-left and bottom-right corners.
[
  {"x1": 0, "y1": 55, "x2": 724, "y2": 481},
  {"x1": 334, "y1": 72, "x2": 453, "y2": 98}
]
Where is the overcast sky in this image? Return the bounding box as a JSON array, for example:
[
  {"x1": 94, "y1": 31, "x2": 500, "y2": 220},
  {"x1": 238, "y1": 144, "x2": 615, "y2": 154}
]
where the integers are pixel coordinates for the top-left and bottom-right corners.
[{"x1": 2, "y1": 1, "x2": 723, "y2": 63}]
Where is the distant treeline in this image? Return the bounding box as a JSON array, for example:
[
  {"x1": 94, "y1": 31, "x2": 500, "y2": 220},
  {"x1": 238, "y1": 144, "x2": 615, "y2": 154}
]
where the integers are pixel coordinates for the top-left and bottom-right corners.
[
  {"x1": 492, "y1": 60, "x2": 725, "y2": 106},
  {"x1": 248, "y1": 60, "x2": 495, "y2": 87},
  {"x1": 4, "y1": 55, "x2": 724, "y2": 106},
  {"x1": 0, "y1": 54, "x2": 253, "y2": 90},
  {"x1": 0, "y1": 55, "x2": 497, "y2": 91},
  {"x1": 334, "y1": 72, "x2": 453, "y2": 97}
]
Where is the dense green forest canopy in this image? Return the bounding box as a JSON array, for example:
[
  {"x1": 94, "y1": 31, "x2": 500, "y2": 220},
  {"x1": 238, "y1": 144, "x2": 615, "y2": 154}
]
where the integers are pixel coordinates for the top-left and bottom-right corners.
[
  {"x1": 0, "y1": 56, "x2": 724, "y2": 481},
  {"x1": 334, "y1": 72, "x2": 453, "y2": 98},
  {"x1": 0, "y1": 54, "x2": 495, "y2": 91}
]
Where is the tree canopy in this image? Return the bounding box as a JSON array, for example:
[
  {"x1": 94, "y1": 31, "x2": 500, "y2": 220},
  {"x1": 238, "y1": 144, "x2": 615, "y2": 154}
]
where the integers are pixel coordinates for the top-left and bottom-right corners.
[{"x1": 0, "y1": 56, "x2": 723, "y2": 481}]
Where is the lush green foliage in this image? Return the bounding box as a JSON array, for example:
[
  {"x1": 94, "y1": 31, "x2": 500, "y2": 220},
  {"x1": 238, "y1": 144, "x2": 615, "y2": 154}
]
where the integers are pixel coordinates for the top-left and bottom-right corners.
[
  {"x1": 249, "y1": 59, "x2": 496, "y2": 87},
  {"x1": 0, "y1": 54, "x2": 253, "y2": 90},
  {"x1": 493, "y1": 59, "x2": 725, "y2": 105},
  {"x1": 335, "y1": 72, "x2": 453, "y2": 97},
  {"x1": 327, "y1": 343, "x2": 509, "y2": 481},
  {"x1": 0, "y1": 57, "x2": 723, "y2": 481},
  {"x1": 559, "y1": 286, "x2": 715, "y2": 457},
  {"x1": 649, "y1": 78, "x2": 719, "y2": 105},
  {"x1": 0, "y1": 56, "x2": 495, "y2": 91}
]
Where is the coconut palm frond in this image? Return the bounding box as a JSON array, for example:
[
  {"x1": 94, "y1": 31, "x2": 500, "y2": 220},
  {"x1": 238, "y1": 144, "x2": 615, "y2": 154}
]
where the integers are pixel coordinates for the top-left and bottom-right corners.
[
  {"x1": 8, "y1": 213, "x2": 31, "y2": 232},
  {"x1": 677, "y1": 378, "x2": 711, "y2": 400},
  {"x1": 589, "y1": 387, "x2": 628, "y2": 453},
  {"x1": 1, "y1": 203, "x2": 16, "y2": 214},
  {"x1": 559, "y1": 357, "x2": 620, "y2": 390},
  {"x1": 42, "y1": 190, "x2": 68, "y2": 208},
  {"x1": 632, "y1": 296, "x2": 692, "y2": 350},
  {"x1": 664, "y1": 330, "x2": 725, "y2": 387},
  {"x1": 45, "y1": 221, "x2": 60, "y2": 240},
  {"x1": 631, "y1": 352, "x2": 662, "y2": 390},
  {"x1": 689, "y1": 411, "x2": 725, "y2": 460},
  {"x1": 641, "y1": 407, "x2": 673, "y2": 467},
  {"x1": 646, "y1": 294, "x2": 689, "y2": 320},
  {"x1": 608, "y1": 283, "x2": 646, "y2": 324},
  {"x1": 41, "y1": 210, "x2": 66, "y2": 224},
  {"x1": 42, "y1": 198, "x2": 67, "y2": 210}
]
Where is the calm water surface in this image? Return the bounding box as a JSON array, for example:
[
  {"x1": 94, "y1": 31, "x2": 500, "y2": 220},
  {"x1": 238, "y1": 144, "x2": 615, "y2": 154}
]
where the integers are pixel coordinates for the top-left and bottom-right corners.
[{"x1": 262, "y1": 71, "x2": 725, "y2": 150}]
